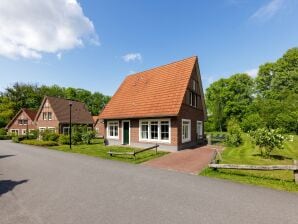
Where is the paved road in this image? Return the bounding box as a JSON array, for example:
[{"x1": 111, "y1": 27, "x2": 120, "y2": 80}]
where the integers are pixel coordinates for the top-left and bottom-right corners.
[{"x1": 0, "y1": 141, "x2": 297, "y2": 224}]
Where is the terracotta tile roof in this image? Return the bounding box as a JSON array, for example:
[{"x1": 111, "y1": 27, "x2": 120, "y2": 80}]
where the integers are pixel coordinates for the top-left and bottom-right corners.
[
  {"x1": 36, "y1": 96, "x2": 93, "y2": 124},
  {"x1": 23, "y1": 109, "x2": 37, "y2": 121},
  {"x1": 99, "y1": 56, "x2": 197, "y2": 119}
]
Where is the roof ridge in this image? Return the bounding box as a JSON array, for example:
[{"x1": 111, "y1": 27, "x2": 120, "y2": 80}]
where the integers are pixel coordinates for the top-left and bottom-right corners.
[{"x1": 127, "y1": 55, "x2": 197, "y2": 77}]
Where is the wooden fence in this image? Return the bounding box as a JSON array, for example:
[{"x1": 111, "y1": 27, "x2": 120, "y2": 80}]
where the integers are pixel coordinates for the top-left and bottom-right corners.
[
  {"x1": 108, "y1": 144, "x2": 159, "y2": 159},
  {"x1": 208, "y1": 149, "x2": 298, "y2": 184}
]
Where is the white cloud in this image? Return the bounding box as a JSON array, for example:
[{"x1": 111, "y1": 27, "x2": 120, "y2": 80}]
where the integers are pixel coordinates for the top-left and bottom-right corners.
[
  {"x1": 0, "y1": 0, "x2": 99, "y2": 60},
  {"x1": 122, "y1": 53, "x2": 142, "y2": 62},
  {"x1": 250, "y1": 0, "x2": 286, "y2": 21},
  {"x1": 245, "y1": 68, "x2": 259, "y2": 78}
]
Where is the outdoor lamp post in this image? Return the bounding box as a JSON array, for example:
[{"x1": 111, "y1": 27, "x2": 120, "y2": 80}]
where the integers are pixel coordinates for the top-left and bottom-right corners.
[
  {"x1": 26, "y1": 120, "x2": 29, "y2": 139},
  {"x1": 69, "y1": 101, "x2": 72, "y2": 149}
]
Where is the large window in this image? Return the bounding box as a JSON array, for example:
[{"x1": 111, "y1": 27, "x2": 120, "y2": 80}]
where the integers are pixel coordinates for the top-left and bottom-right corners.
[
  {"x1": 18, "y1": 119, "x2": 28, "y2": 125},
  {"x1": 182, "y1": 119, "x2": 191, "y2": 143},
  {"x1": 160, "y1": 121, "x2": 169, "y2": 140},
  {"x1": 150, "y1": 121, "x2": 158, "y2": 140},
  {"x1": 107, "y1": 121, "x2": 119, "y2": 138},
  {"x1": 139, "y1": 119, "x2": 170, "y2": 143}
]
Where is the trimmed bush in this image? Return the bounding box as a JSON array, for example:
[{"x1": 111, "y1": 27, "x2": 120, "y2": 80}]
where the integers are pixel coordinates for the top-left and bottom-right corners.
[
  {"x1": 12, "y1": 135, "x2": 27, "y2": 143},
  {"x1": 82, "y1": 131, "x2": 96, "y2": 144},
  {"x1": 59, "y1": 134, "x2": 70, "y2": 145},
  {"x1": 21, "y1": 140, "x2": 59, "y2": 146},
  {"x1": 29, "y1": 130, "x2": 38, "y2": 139},
  {"x1": 0, "y1": 135, "x2": 12, "y2": 140},
  {"x1": 41, "y1": 129, "x2": 59, "y2": 142},
  {"x1": 225, "y1": 118, "x2": 242, "y2": 146}
]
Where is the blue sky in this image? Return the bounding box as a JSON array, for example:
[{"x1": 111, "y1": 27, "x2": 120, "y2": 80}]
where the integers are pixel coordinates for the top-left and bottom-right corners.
[{"x1": 0, "y1": 0, "x2": 297, "y2": 96}]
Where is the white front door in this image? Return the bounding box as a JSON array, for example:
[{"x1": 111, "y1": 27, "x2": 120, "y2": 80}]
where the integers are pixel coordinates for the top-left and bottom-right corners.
[{"x1": 196, "y1": 121, "x2": 203, "y2": 139}]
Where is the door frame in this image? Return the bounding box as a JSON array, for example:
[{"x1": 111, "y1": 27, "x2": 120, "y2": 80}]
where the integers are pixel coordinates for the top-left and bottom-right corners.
[{"x1": 121, "y1": 120, "x2": 130, "y2": 145}]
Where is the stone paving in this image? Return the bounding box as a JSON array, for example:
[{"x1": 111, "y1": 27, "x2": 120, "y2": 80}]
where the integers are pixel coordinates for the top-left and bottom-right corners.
[{"x1": 143, "y1": 145, "x2": 223, "y2": 174}]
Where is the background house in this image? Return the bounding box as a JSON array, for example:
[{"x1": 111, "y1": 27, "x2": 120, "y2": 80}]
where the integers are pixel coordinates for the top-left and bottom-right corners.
[
  {"x1": 93, "y1": 116, "x2": 105, "y2": 138},
  {"x1": 34, "y1": 96, "x2": 93, "y2": 134},
  {"x1": 5, "y1": 108, "x2": 37, "y2": 135},
  {"x1": 99, "y1": 56, "x2": 207, "y2": 151}
]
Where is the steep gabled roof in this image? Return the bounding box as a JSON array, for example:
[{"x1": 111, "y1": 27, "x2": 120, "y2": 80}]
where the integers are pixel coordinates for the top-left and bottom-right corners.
[
  {"x1": 23, "y1": 109, "x2": 37, "y2": 121},
  {"x1": 92, "y1": 116, "x2": 98, "y2": 123},
  {"x1": 35, "y1": 96, "x2": 93, "y2": 124},
  {"x1": 99, "y1": 56, "x2": 200, "y2": 119},
  {"x1": 5, "y1": 108, "x2": 37, "y2": 129}
]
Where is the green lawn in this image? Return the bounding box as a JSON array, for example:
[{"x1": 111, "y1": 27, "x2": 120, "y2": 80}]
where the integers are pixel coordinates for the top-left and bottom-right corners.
[
  {"x1": 201, "y1": 134, "x2": 298, "y2": 192},
  {"x1": 48, "y1": 139, "x2": 168, "y2": 164}
]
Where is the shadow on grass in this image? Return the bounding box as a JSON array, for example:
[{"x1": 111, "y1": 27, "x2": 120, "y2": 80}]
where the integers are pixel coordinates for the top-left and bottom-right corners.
[
  {"x1": 252, "y1": 153, "x2": 292, "y2": 161},
  {"x1": 0, "y1": 155, "x2": 15, "y2": 159},
  {"x1": 0, "y1": 179, "x2": 29, "y2": 196}
]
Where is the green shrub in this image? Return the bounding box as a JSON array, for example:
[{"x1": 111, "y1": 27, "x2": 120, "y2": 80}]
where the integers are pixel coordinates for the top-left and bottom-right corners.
[
  {"x1": 21, "y1": 139, "x2": 59, "y2": 146},
  {"x1": 12, "y1": 135, "x2": 27, "y2": 143},
  {"x1": 0, "y1": 128, "x2": 7, "y2": 135},
  {"x1": 41, "y1": 129, "x2": 59, "y2": 142},
  {"x1": 59, "y1": 134, "x2": 70, "y2": 145},
  {"x1": 72, "y1": 132, "x2": 82, "y2": 145},
  {"x1": 82, "y1": 131, "x2": 96, "y2": 144},
  {"x1": 225, "y1": 118, "x2": 242, "y2": 146},
  {"x1": 249, "y1": 128, "x2": 287, "y2": 157},
  {"x1": 29, "y1": 130, "x2": 38, "y2": 139},
  {"x1": 0, "y1": 135, "x2": 12, "y2": 140}
]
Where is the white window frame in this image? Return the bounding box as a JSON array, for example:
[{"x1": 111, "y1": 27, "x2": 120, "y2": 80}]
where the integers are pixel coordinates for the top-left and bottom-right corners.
[
  {"x1": 196, "y1": 121, "x2": 203, "y2": 139},
  {"x1": 11, "y1": 129, "x2": 19, "y2": 136},
  {"x1": 139, "y1": 119, "x2": 171, "y2": 144},
  {"x1": 22, "y1": 129, "x2": 27, "y2": 135},
  {"x1": 48, "y1": 112, "x2": 52, "y2": 120},
  {"x1": 121, "y1": 120, "x2": 131, "y2": 145},
  {"x1": 107, "y1": 121, "x2": 119, "y2": 139},
  {"x1": 48, "y1": 127, "x2": 56, "y2": 133},
  {"x1": 182, "y1": 119, "x2": 191, "y2": 143},
  {"x1": 42, "y1": 112, "x2": 47, "y2": 120},
  {"x1": 39, "y1": 127, "x2": 46, "y2": 131},
  {"x1": 63, "y1": 127, "x2": 70, "y2": 135}
]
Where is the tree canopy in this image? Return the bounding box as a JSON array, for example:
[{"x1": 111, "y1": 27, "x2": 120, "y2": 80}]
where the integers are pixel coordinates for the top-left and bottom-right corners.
[
  {"x1": 206, "y1": 47, "x2": 298, "y2": 134},
  {"x1": 0, "y1": 83, "x2": 111, "y2": 128}
]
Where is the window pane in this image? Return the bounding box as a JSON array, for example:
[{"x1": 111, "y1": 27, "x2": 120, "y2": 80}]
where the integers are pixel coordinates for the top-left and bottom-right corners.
[
  {"x1": 150, "y1": 122, "x2": 158, "y2": 139},
  {"x1": 161, "y1": 121, "x2": 169, "y2": 140},
  {"x1": 141, "y1": 123, "x2": 148, "y2": 139},
  {"x1": 48, "y1": 112, "x2": 52, "y2": 120},
  {"x1": 110, "y1": 127, "x2": 113, "y2": 136}
]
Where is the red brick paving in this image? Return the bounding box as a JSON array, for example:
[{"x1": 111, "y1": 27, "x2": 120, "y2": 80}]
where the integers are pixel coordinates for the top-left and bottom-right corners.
[{"x1": 143, "y1": 145, "x2": 223, "y2": 174}]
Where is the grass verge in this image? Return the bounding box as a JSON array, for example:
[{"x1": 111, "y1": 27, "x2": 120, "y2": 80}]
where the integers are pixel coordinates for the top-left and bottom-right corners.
[
  {"x1": 200, "y1": 134, "x2": 298, "y2": 192},
  {"x1": 45, "y1": 139, "x2": 168, "y2": 164}
]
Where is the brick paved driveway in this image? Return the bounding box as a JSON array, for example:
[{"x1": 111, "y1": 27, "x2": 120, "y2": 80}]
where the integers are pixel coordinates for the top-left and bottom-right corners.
[{"x1": 144, "y1": 145, "x2": 222, "y2": 174}]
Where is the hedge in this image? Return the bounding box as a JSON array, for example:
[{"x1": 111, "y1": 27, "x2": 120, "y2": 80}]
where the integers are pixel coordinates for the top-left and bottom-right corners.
[
  {"x1": 0, "y1": 135, "x2": 12, "y2": 140},
  {"x1": 21, "y1": 140, "x2": 59, "y2": 146}
]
